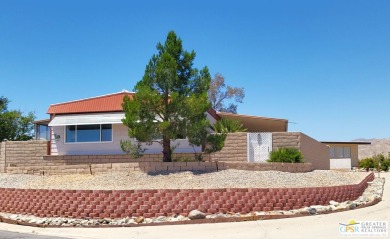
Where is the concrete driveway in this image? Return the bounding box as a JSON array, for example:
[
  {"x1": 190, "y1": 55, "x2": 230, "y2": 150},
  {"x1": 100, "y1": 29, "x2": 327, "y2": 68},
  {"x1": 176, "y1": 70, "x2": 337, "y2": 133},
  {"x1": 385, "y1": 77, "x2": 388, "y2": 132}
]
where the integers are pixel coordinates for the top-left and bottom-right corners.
[{"x1": 0, "y1": 172, "x2": 388, "y2": 239}]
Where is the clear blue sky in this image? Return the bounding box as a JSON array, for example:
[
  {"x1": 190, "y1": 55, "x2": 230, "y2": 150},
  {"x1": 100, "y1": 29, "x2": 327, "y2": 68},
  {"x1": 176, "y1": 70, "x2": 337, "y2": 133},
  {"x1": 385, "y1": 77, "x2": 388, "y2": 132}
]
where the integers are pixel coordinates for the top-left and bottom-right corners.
[{"x1": 1, "y1": 0, "x2": 389, "y2": 141}]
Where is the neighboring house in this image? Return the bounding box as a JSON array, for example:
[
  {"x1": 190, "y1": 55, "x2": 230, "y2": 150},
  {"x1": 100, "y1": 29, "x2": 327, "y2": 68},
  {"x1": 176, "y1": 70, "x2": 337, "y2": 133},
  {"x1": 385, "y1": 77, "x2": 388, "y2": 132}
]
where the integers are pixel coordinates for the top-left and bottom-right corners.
[
  {"x1": 322, "y1": 141, "x2": 371, "y2": 170},
  {"x1": 38, "y1": 90, "x2": 288, "y2": 156},
  {"x1": 33, "y1": 119, "x2": 50, "y2": 141}
]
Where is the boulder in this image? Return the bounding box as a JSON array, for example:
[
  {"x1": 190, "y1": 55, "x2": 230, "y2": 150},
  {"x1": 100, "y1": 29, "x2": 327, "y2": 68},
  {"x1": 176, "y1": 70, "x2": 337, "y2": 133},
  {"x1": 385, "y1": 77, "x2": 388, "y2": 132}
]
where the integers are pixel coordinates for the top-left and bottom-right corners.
[
  {"x1": 188, "y1": 210, "x2": 206, "y2": 220},
  {"x1": 329, "y1": 200, "x2": 339, "y2": 206}
]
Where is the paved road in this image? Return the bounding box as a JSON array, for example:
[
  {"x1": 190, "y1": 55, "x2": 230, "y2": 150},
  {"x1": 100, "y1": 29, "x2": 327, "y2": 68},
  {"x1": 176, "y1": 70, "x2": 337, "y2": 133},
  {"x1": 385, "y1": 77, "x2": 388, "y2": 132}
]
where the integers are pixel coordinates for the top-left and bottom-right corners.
[
  {"x1": 0, "y1": 172, "x2": 388, "y2": 239},
  {"x1": 0, "y1": 230, "x2": 70, "y2": 239}
]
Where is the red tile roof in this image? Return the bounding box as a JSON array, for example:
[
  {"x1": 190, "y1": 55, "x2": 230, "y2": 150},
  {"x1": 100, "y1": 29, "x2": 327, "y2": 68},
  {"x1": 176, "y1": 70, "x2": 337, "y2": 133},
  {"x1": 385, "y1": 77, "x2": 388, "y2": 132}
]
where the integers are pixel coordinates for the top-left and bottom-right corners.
[{"x1": 47, "y1": 91, "x2": 135, "y2": 115}]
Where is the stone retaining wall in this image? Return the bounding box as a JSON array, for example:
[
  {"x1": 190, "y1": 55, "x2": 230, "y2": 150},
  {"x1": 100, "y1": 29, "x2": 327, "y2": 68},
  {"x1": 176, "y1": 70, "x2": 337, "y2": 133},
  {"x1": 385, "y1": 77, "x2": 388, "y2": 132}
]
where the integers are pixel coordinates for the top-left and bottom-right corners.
[
  {"x1": 0, "y1": 173, "x2": 374, "y2": 219},
  {"x1": 223, "y1": 162, "x2": 313, "y2": 173},
  {"x1": 6, "y1": 161, "x2": 313, "y2": 175},
  {"x1": 7, "y1": 161, "x2": 219, "y2": 175},
  {"x1": 2, "y1": 136, "x2": 319, "y2": 174}
]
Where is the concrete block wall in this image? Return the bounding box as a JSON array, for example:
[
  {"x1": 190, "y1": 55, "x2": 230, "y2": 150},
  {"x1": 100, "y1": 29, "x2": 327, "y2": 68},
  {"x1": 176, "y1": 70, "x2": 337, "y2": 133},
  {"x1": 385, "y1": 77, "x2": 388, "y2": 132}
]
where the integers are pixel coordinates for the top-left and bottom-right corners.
[
  {"x1": 222, "y1": 162, "x2": 313, "y2": 173},
  {"x1": 6, "y1": 161, "x2": 220, "y2": 175},
  {"x1": 0, "y1": 172, "x2": 374, "y2": 219},
  {"x1": 272, "y1": 132, "x2": 300, "y2": 150},
  {"x1": 272, "y1": 132, "x2": 330, "y2": 170},
  {"x1": 210, "y1": 132, "x2": 247, "y2": 162},
  {"x1": 0, "y1": 142, "x2": 5, "y2": 173},
  {"x1": 299, "y1": 133, "x2": 330, "y2": 170},
  {"x1": 0, "y1": 141, "x2": 49, "y2": 171}
]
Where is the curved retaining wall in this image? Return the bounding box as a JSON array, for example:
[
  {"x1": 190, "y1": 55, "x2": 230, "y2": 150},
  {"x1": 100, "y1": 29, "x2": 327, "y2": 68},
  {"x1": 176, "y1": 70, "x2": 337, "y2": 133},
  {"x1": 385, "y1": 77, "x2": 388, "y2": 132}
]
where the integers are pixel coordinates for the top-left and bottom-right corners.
[{"x1": 0, "y1": 173, "x2": 374, "y2": 219}]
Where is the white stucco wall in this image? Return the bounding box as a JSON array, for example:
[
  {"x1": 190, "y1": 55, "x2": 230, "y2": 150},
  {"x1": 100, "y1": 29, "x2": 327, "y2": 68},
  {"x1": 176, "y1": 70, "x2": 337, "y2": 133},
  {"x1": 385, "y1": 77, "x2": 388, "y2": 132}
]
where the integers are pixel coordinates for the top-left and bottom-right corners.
[
  {"x1": 330, "y1": 158, "x2": 352, "y2": 170},
  {"x1": 50, "y1": 123, "x2": 201, "y2": 155}
]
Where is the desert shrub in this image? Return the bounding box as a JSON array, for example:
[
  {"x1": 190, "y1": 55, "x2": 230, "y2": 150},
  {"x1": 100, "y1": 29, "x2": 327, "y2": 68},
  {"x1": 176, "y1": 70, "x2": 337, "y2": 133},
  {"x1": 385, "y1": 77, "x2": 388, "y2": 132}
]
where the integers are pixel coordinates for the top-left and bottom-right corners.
[
  {"x1": 358, "y1": 158, "x2": 374, "y2": 170},
  {"x1": 120, "y1": 140, "x2": 145, "y2": 159},
  {"x1": 374, "y1": 154, "x2": 390, "y2": 172},
  {"x1": 359, "y1": 154, "x2": 390, "y2": 172},
  {"x1": 381, "y1": 159, "x2": 390, "y2": 172},
  {"x1": 268, "y1": 147, "x2": 304, "y2": 163}
]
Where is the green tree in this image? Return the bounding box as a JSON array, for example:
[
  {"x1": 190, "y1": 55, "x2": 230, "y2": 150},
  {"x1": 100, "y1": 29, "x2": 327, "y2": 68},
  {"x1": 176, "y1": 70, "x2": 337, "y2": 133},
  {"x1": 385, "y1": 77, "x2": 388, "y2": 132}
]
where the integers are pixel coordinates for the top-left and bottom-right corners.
[
  {"x1": 208, "y1": 73, "x2": 245, "y2": 113},
  {"x1": 0, "y1": 96, "x2": 35, "y2": 141},
  {"x1": 122, "y1": 31, "x2": 211, "y2": 162}
]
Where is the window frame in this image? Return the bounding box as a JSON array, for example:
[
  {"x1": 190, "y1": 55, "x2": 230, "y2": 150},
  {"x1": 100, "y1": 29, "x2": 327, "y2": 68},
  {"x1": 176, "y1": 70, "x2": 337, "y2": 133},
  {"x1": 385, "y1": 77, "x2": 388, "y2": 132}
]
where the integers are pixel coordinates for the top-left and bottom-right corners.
[
  {"x1": 64, "y1": 124, "x2": 113, "y2": 144},
  {"x1": 329, "y1": 146, "x2": 351, "y2": 159}
]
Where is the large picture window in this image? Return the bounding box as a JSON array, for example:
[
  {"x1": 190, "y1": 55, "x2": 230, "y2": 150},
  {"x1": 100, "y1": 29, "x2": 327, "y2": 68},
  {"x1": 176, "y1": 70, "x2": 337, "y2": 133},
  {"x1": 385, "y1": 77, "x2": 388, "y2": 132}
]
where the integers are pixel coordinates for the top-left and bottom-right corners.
[
  {"x1": 65, "y1": 124, "x2": 112, "y2": 143},
  {"x1": 329, "y1": 146, "x2": 351, "y2": 159}
]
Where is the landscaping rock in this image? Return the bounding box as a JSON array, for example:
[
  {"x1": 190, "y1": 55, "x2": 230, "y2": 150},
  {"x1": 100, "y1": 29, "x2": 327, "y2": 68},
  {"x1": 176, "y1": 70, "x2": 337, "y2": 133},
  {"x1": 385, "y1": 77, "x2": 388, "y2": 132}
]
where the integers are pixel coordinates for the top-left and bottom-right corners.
[
  {"x1": 336, "y1": 202, "x2": 350, "y2": 210},
  {"x1": 153, "y1": 216, "x2": 167, "y2": 223},
  {"x1": 135, "y1": 216, "x2": 144, "y2": 223},
  {"x1": 309, "y1": 205, "x2": 329, "y2": 213},
  {"x1": 0, "y1": 173, "x2": 384, "y2": 227},
  {"x1": 307, "y1": 207, "x2": 317, "y2": 215},
  {"x1": 176, "y1": 215, "x2": 188, "y2": 221},
  {"x1": 188, "y1": 210, "x2": 206, "y2": 220},
  {"x1": 349, "y1": 203, "x2": 357, "y2": 210},
  {"x1": 144, "y1": 218, "x2": 153, "y2": 223}
]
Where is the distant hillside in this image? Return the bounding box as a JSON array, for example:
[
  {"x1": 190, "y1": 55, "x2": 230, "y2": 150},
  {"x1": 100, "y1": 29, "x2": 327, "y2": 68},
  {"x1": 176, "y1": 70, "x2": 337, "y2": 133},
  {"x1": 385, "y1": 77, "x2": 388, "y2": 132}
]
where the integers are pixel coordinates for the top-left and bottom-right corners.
[{"x1": 354, "y1": 138, "x2": 390, "y2": 159}]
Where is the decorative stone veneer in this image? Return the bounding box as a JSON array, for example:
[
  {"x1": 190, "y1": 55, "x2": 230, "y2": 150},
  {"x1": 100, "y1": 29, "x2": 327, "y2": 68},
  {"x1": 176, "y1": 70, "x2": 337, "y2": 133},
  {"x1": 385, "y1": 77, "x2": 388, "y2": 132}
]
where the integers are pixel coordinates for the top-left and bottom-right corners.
[{"x1": 0, "y1": 173, "x2": 374, "y2": 219}]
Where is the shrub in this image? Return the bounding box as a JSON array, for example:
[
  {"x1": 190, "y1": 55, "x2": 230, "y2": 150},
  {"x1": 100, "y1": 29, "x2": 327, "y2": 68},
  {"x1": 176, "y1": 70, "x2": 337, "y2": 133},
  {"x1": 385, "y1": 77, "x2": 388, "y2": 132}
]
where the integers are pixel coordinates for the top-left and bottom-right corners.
[
  {"x1": 358, "y1": 154, "x2": 390, "y2": 172},
  {"x1": 211, "y1": 118, "x2": 247, "y2": 133},
  {"x1": 204, "y1": 133, "x2": 227, "y2": 154},
  {"x1": 120, "y1": 140, "x2": 145, "y2": 159},
  {"x1": 381, "y1": 159, "x2": 390, "y2": 172},
  {"x1": 358, "y1": 158, "x2": 374, "y2": 170},
  {"x1": 268, "y1": 147, "x2": 304, "y2": 163}
]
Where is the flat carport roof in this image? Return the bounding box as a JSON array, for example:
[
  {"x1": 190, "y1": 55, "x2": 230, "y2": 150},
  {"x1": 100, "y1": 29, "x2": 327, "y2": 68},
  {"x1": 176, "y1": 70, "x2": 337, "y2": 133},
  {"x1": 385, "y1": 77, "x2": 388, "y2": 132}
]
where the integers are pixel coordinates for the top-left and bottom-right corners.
[{"x1": 217, "y1": 112, "x2": 288, "y2": 132}]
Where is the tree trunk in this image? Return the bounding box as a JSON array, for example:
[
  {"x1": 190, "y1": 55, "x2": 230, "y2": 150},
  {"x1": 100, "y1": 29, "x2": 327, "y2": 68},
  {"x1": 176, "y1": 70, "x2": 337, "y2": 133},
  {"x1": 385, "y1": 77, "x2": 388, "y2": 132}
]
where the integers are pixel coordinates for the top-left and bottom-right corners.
[{"x1": 162, "y1": 135, "x2": 172, "y2": 162}]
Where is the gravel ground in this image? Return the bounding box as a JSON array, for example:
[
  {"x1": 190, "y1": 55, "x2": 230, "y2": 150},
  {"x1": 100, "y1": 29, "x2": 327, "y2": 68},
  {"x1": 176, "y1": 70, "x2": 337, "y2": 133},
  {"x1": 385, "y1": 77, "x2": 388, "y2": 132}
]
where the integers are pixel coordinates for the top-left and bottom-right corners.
[{"x1": 0, "y1": 170, "x2": 368, "y2": 190}]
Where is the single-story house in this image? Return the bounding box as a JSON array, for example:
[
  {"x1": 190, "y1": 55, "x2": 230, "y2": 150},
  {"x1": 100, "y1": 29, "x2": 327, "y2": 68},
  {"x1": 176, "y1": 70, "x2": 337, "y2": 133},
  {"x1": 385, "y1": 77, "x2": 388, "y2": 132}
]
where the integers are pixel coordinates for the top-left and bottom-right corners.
[
  {"x1": 34, "y1": 90, "x2": 370, "y2": 170},
  {"x1": 38, "y1": 90, "x2": 289, "y2": 156}
]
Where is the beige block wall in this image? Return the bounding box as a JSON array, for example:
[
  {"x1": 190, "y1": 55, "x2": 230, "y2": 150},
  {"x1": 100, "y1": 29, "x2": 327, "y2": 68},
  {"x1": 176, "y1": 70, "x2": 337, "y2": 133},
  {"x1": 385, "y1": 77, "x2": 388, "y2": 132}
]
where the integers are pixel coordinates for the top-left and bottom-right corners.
[
  {"x1": 210, "y1": 132, "x2": 247, "y2": 162},
  {"x1": 299, "y1": 133, "x2": 330, "y2": 170},
  {"x1": 0, "y1": 142, "x2": 5, "y2": 173},
  {"x1": 351, "y1": 145, "x2": 359, "y2": 167},
  {"x1": 2, "y1": 141, "x2": 49, "y2": 168},
  {"x1": 272, "y1": 132, "x2": 300, "y2": 150},
  {"x1": 272, "y1": 132, "x2": 330, "y2": 170}
]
